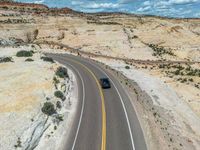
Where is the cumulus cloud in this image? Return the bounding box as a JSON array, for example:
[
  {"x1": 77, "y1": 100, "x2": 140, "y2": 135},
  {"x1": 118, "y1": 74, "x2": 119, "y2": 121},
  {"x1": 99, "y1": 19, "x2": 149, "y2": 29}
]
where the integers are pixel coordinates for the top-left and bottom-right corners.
[
  {"x1": 143, "y1": 1, "x2": 151, "y2": 6},
  {"x1": 70, "y1": 0, "x2": 121, "y2": 11},
  {"x1": 80, "y1": 2, "x2": 120, "y2": 9},
  {"x1": 155, "y1": 0, "x2": 199, "y2": 6},
  {"x1": 137, "y1": 6, "x2": 151, "y2": 12},
  {"x1": 194, "y1": 12, "x2": 200, "y2": 17},
  {"x1": 168, "y1": 0, "x2": 199, "y2": 5},
  {"x1": 34, "y1": 0, "x2": 44, "y2": 4}
]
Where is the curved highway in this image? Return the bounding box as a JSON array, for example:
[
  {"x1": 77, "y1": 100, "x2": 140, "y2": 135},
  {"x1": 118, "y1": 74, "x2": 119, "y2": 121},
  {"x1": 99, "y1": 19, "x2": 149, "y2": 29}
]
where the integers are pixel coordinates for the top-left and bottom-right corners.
[{"x1": 46, "y1": 53, "x2": 147, "y2": 150}]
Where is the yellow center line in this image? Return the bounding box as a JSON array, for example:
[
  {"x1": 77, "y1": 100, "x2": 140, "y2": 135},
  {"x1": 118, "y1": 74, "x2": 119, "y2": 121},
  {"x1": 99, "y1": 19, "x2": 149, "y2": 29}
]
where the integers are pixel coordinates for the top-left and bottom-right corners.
[{"x1": 66, "y1": 58, "x2": 106, "y2": 150}]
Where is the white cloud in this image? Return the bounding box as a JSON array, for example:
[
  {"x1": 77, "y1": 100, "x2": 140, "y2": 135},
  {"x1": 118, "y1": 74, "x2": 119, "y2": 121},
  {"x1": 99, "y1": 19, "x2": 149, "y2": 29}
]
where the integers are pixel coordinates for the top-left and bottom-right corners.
[
  {"x1": 168, "y1": 0, "x2": 199, "y2": 5},
  {"x1": 143, "y1": 1, "x2": 151, "y2": 6},
  {"x1": 155, "y1": 0, "x2": 199, "y2": 6},
  {"x1": 82, "y1": 2, "x2": 120, "y2": 9},
  {"x1": 34, "y1": 0, "x2": 44, "y2": 4},
  {"x1": 194, "y1": 12, "x2": 200, "y2": 17},
  {"x1": 137, "y1": 6, "x2": 151, "y2": 12}
]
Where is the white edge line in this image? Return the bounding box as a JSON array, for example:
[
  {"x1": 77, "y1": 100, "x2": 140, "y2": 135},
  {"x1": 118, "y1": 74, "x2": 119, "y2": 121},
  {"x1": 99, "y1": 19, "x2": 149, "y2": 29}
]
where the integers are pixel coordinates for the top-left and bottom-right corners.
[
  {"x1": 87, "y1": 61, "x2": 136, "y2": 150},
  {"x1": 69, "y1": 63, "x2": 85, "y2": 150},
  {"x1": 53, "y1": 56, "x2": 85, "y2": 150}
]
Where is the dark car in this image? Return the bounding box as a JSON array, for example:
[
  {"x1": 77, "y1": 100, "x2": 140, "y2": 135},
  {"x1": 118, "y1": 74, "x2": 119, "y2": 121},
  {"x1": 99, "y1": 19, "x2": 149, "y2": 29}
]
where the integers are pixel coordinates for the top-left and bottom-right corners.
[{"x1": 100, "y1": 78, "x2": 111, "y2": 89}]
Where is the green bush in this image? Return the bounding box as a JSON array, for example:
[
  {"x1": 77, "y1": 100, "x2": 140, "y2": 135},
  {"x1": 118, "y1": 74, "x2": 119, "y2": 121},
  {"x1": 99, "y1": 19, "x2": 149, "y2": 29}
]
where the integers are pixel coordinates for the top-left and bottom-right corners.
[
  {"x1": 56, "y1": 114, "x2": 63, "y2": 121},
  {"x1": 53, "y1": 77, "x2": 60, "y2": 84},
  {"x1": 41, "y1": 56, "x2": 54, "y2": 63},
  {"x1": 174, "y1": 70, "x2": 180, "y2": 75},
  {"x1": 132, "y1": 35, "x2": 138, "y2": 39},
  {"x1": 188, "y1": 78, "x2": 194, "y2": 82},
  {"x1": 0, "y1": 57, "x2": 13, "y2": 63},
  {"x1": 125, "y1": 66, "x2": 130, "y2": 69},
  {"x1": 56, "y1": 101, "x2": 62, "y2": 109},
  {"x1": 56, "y1": 67, "x2": 69, "y2": 78},
  {"x1": 41, "y1": 102, "x2": 56, "y2": 116},
  {"x1": 25, "y1": 58, "x2": 34, "y2": 62},
  {"x1": 16, "y1": 50, "x2": 33, "y2": 57},
  {"x1": 54, "y1": 90, "x2": 66, "y2": 101},
  {"x1": 148, "y1": 44, "x2": 175, "y2": 57},
  {"x1": 14, "y1": 138, "x2": 22, "y2": 148}
]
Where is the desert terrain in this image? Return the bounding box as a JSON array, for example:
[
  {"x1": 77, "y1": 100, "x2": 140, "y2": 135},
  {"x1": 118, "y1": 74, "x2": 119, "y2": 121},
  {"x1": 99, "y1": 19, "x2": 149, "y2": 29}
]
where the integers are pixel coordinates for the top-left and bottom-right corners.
[
  {"x1": 0, "y1": 11, "x2": 78, "y2": 149},
  {"x1": 0, "y1": 1, "x2": 200, "y2": 150}
]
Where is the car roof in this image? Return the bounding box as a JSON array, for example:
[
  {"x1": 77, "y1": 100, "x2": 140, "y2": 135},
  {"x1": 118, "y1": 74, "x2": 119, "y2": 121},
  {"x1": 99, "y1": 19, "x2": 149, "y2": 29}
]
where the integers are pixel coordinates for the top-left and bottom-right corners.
[{"x1": 100, "y1": 78, "x2": 109, "y2": 80}]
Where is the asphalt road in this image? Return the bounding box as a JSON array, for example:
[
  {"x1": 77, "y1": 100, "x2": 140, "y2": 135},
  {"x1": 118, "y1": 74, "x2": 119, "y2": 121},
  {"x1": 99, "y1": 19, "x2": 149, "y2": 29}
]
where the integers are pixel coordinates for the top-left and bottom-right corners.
[{"x1": 47, "y1": 53, "x2": 147, "y2": 150}]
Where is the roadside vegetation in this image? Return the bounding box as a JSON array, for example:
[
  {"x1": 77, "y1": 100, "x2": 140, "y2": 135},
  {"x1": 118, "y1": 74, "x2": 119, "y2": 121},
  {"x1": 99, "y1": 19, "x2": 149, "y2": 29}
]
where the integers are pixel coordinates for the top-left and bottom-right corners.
[
  {"x1": 25, "y1": 58, "x2": 34, "y2": 62},
  {"x1": 16, "y1": 50, "x2": 34, "y2": 57},
  {"x1": 41, "y1": 102, "x2": 56, "y2": 116},
  {"x1": 125, "y1": 65, "x2": 130, "y2": 69},
  {"x1": 56, "y1": 66, "x2": 69, "y2": 78},
  {"x1": 41, "y1": 56, "x2": 54, "y2": 63},
  {"x1": 14, "y1": 138, "x2": 22, "y2": 149},
  {"x1": 56, "y1": 101, "x2": 62, "y2": 109},
  {"x1": 53, "y1": 76, "x2": 60, "y2": 89},
  {"x1": 0, "y1": 57, "x2": 13, "y2": 63},
  {"x1": 54, "y1": 90, "x2": 66, "y2": 101}
]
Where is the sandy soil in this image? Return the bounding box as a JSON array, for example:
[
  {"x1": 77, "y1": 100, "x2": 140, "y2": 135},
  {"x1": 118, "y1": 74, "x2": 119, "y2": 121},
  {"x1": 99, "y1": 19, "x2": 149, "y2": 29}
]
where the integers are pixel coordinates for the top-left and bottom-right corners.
[{"x1": 0, "y1": 45, "x2": 77, "y2": 150}]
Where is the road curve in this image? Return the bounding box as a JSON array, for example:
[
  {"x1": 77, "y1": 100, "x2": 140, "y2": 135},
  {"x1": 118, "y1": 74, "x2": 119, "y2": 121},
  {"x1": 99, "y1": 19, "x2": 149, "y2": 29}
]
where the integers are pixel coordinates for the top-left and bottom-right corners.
[{"x1": 46, "y1": 53, "x2": 147, "y2": 150}]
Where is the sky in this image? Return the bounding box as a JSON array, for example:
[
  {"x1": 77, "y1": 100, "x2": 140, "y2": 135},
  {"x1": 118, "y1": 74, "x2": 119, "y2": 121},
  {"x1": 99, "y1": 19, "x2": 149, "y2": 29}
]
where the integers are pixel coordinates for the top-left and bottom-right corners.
[{"x1": 15, "y1": 0, "x2": 200, "y2": 18}]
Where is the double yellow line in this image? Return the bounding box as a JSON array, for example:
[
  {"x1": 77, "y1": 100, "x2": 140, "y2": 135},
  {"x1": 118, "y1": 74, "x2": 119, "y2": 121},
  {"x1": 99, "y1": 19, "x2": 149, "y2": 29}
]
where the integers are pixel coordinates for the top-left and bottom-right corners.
[{"x1": 67, "y1": 58, "x2": 107, "y2": 150}]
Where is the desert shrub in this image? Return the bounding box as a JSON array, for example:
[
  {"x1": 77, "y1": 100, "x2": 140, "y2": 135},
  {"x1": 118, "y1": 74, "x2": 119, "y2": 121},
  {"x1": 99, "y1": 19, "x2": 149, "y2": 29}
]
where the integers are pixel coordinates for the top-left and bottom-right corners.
[
  {"x1": 53, "y1": 77, "x2": 60, "y2": 84},
  {"x1": 56, "y1": 67, "x2": 69, "y2": 78},
  {"x1": 41, "y1": 56, "x2": 54, "y2": 63},
  {"x1": 16, "y1": 50, "x2": 33, "y2": 57},
  {"x1": 53, "y1": 76, "x2": 59, "y2": 89},
  {"x1": 56, "y1": 114, "x2": 63, "y2": 121},
  {"x1": 2, "y1": 6, "x2": 8, "y2": 9},
  {"x1": 181, "y1": 78, "x2": 187, "y2": 83},
  {"x1": 33, "y1": 29, "x2": 39, "y2": 40},
  {"x1": 30, "y1": 50, "x2": 35, "y2": 54},
  {"x1": 56, "y1": 101, "x2": 62, "y2": 109},
  {"x1": 174, "y1": 70, "x2": 180, "y2": 75},
  {"x1": 188, "y1": 78, "x2": 193, "y2": 82},
  {"x1": 132, "y1": 35, "x2": 138, "y2": 39},
  {"x1": 54, "y1": 90, "x2": 66, "y2": 101},
  {"x1": 125, "y1": 66, "x2": 130, "y2": 69},
  {"x1": 195, "y1": 84, "x2": 199, "y2": 89},
  {"x1": 57, "y1": 32, "x2": 65, "y2": 40},
  {"x1": 148, "y1": 44, "x2": 175, "y2": 57},
  {"x1": 26, "y1": 29, "x2": 39, "y2": 43},
  {"x1": 14, "y1": 137, "x2": 22, "y2": 148},
  {"x1": 41, "y1": 102, "x2": 56, "y2": 116},
  {"x1": 25, "y1": 58, "x2": 34, "y2": 62},
  {"x1": 0, "y1": 57, "x2": 13, "y2": 63}
]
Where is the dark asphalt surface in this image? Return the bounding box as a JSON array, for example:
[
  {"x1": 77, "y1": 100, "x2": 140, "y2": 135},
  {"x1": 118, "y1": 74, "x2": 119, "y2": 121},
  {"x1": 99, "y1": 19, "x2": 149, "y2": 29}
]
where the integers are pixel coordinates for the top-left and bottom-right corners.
[{"x1": 47, "y1": 53, "x2": 147, "y2": 150}]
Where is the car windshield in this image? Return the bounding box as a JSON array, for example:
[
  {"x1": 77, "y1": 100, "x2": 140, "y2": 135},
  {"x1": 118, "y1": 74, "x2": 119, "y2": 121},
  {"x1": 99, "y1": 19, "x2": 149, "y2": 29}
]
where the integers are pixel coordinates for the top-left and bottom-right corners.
[{"x1": 102, "y1": 78, "x2": 108, "y2": 82}]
